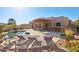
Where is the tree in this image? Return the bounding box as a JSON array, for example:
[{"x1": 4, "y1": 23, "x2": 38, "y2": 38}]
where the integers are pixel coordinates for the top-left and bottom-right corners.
[
  {"x1": 74, "y1": 17, "x2": 79, "y2": 26},
  {"x1": 8, "y1": 18, "x2": 17, "y2": 30},
  {"x1": 8, "y1": 18, "x2": 16, "y2": 25},
  {"x1": 74, "y1": 17, "x2": 79, "y2": 32}
]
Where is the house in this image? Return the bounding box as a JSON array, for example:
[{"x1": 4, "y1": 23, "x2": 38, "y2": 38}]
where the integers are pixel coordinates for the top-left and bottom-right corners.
[{"x1": 29, "y1": 16, "x2": 74, "y2": 32}]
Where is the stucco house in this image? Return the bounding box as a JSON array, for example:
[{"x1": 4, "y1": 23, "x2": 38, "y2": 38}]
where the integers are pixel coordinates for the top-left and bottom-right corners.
[{"x1": 29, "y1": 16, "x2": 75, "y2": 32}]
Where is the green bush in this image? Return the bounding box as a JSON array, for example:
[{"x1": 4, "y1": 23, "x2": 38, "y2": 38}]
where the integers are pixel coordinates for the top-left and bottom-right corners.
[{"x1": 64, "y1": 28, "x2": 74, "y2": 40}]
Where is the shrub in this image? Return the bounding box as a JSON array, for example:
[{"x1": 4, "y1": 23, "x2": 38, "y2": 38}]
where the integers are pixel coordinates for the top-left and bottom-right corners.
[
  {"x1": 65, "y1": 28, "x2": 74, "y2": 40},
  {"x1": 64, "y1": 40, "x2": 79, "y2": 52}
]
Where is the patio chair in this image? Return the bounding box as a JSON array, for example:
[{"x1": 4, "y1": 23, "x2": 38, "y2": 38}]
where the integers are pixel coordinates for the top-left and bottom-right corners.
[{"x1": 44, "y1": 35, "x2": 53, "y2": 41}]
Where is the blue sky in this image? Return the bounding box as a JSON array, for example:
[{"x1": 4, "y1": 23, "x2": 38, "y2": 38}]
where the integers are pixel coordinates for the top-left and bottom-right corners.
[{"x1": 0, "y1": 7, "x2": 79, "y2": 24}]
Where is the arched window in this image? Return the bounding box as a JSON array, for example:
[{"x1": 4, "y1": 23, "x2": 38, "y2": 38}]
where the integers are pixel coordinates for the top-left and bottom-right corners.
[{"x1": 56, "y1": 22, "x2": 61, "y2": 27}]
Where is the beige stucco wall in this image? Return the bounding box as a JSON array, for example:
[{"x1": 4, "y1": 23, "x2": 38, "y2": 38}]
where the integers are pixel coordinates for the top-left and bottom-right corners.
[
  {"x1": 48, "y1": 16, "x2": 69, "y2": 27},
  {"x1": 30, "y1": 16, "x2": 70, "y2": 29}
]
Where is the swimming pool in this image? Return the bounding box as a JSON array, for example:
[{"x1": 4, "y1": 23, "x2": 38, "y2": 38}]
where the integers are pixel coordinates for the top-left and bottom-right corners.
[
  {"x1": 16, "y1": 31, "x2": 28, "y2": 36},
  {"x1": 6, "y1": 30, "x2": 30, "y2": 38}
]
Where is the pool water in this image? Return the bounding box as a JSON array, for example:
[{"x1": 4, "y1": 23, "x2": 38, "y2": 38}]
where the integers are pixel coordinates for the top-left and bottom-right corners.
[
  {"x1": 7, "y1": 30, "x2": 30, "y2": 38},
  {"x1": 16, "y1": 32, "x2": 27, "y2": 36}
]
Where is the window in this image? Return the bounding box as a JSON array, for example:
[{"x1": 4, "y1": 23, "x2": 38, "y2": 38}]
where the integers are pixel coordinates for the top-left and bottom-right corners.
[{"x1": 56, "y1": 22, "x2": 61, "y2": 27}]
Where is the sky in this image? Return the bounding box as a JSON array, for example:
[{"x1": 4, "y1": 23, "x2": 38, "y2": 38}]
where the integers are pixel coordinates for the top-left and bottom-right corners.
[{"x1": 0, "y1": 7, "x2": 79, "y2": 24}]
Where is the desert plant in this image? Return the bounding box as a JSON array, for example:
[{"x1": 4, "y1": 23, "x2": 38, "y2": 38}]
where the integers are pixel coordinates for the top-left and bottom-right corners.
[
  {"x1": 65, "y1": 28, "x2": 74, "y2": 40},
  {"x1": 64, "y1": 40, "x2": 79, "y2": 52}
]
